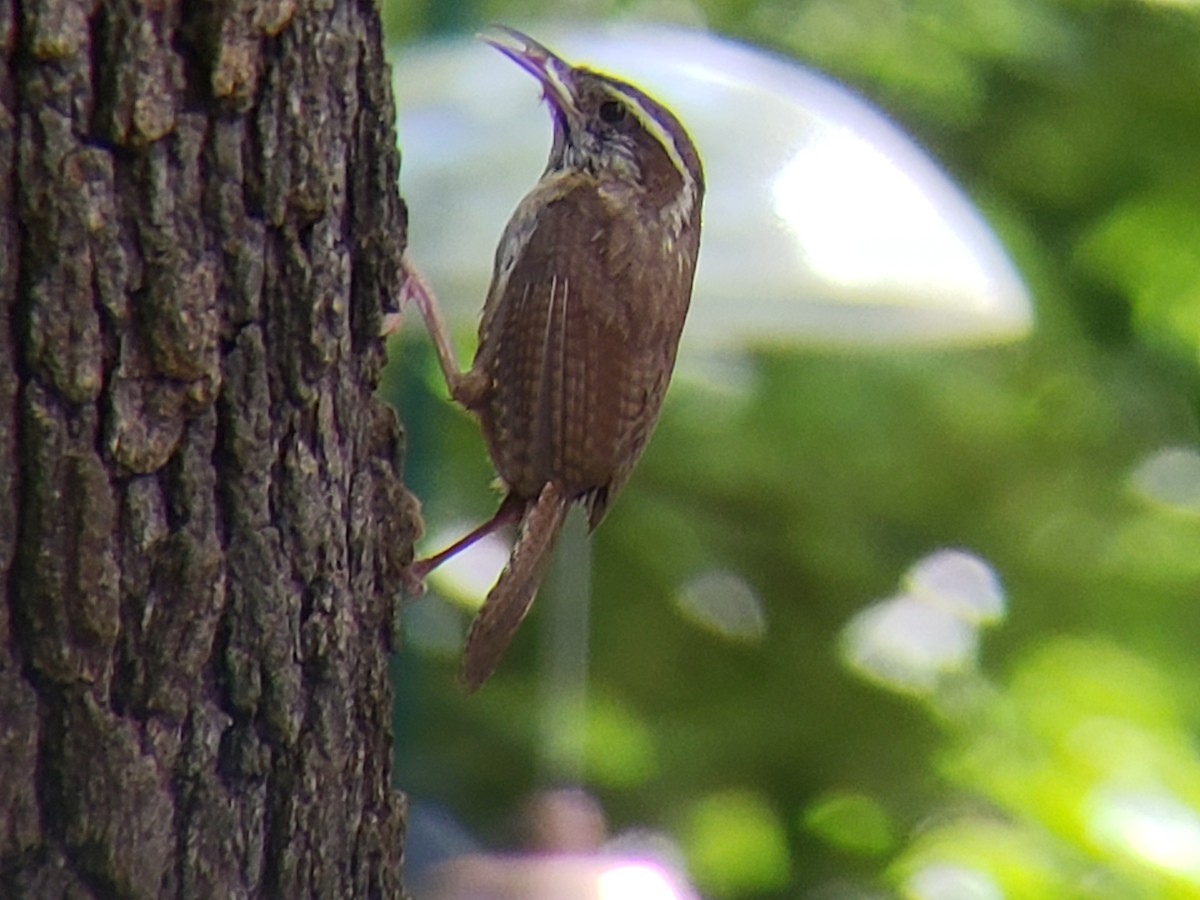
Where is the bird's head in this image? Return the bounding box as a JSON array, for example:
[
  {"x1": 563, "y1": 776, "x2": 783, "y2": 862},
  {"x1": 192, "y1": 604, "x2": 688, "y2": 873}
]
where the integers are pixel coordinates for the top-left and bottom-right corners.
[{"x1": 483, "y1": 26, "x2": 704, "y2": 227}]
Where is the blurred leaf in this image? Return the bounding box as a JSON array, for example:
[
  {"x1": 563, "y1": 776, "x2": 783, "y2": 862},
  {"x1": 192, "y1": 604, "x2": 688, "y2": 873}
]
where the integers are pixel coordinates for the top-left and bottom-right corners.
[
  {"x1": 1076, "y1": 193, "x2": 1200, "y2": 356},
  {"x1": 804, "y1": 790, "x2": 896, "y2": 856},
  {"x1": 583, "y1": 692, "x2": 661, "y2": 788},
  {"x1": 681, "y1": 788, "x2": 792, "y2": 896}
]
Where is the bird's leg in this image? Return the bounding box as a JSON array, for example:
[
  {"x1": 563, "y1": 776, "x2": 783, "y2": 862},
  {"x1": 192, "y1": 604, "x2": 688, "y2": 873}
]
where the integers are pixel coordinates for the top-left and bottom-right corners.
[
  {"x1": 403, "y1": 495, "x2": 524, "y2": 595},
  {"x1": 397, "y1": 256, "x2": 491, "y2": 409},
  {"x1": 398, "y1": 256, "x2": 459, "y2": 386},
  {"x1": 394, "y1": 259, "x2": 503, "y2": 594}
]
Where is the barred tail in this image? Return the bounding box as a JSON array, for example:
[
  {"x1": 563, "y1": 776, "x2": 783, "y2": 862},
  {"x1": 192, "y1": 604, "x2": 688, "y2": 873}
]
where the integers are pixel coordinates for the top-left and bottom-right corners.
[{"x1": 461, "y1": 482, "x2": 568, "y2": 691}]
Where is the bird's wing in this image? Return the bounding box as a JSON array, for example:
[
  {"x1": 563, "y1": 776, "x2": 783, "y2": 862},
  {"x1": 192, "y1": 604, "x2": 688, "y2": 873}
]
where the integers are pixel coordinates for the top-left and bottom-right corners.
[{"x1": 473, "y1": 174, "x2": 684, "y2": 518}]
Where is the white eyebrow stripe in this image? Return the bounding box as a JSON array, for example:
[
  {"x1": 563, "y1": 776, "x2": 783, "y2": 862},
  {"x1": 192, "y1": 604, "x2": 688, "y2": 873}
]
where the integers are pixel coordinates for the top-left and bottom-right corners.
[{"x1": 601, "y1": 83, "x2": 696, "y2": 197}]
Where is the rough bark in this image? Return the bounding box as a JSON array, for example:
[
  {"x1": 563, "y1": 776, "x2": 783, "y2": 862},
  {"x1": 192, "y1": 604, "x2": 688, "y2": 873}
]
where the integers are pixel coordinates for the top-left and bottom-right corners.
[{"x1": 0, "y1": 0, "x2": 416, "y2": 897}]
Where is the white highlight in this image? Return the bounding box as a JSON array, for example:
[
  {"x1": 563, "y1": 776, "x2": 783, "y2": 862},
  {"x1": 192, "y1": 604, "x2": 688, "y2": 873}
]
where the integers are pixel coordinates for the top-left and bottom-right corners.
[
  {"x1": 1129, "y1": 446, "x2": 1200, "y2": 515},
  {"x1": 391, "y1": 25, "x2": 1032, "y2": 352},
  {"x1": 905, "y1": 862, "x2": 1004, "y2": 900},
  {"x1": 841, "y1": 549, "x2": 1005, "y2": 695},
  {"x1": 674, "y1": 570, "x2": 767, "y2": 641},
  {"x1": 598, "y1": 862, "x2": 688, "y2": 900},
  {"x1": 424, "y1": 522, "x2": 509, "y2": 606},
  {"x1": 1089, "y1": 784, "x2": 1200, "y2": 881}
]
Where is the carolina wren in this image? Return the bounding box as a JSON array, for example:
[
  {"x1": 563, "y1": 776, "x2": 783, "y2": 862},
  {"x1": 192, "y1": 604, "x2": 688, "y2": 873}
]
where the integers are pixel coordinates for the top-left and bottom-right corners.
[{"x1": 404, "y1": 26, "x2": 704, "y2": 689}]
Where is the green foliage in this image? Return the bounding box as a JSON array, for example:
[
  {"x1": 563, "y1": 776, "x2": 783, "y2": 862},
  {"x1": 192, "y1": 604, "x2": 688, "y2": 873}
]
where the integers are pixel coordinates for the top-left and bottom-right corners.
[
  {"x1": 386, "y1": 0, "x2": 1200, "y2": 896},
  {"x1": 682, "y1": 788, "x2": 793, "y2": 895},
  {"x1": 804, "y1": 790, "x2": 897, "y2": 856},
  {"x1": 1078, "y1": 193, "x2": 1200, "y2": 357}
]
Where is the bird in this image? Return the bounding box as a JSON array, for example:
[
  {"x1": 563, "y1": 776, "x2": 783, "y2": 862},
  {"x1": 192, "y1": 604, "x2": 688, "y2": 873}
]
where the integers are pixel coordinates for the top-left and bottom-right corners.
[{"x1": 401, "y1": 26, "x2": 705, "y2": 690}]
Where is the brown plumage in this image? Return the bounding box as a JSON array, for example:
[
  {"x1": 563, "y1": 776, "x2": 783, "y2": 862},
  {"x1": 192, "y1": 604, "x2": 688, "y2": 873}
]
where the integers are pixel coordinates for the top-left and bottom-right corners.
[{"x1": 404, "y1": 27, "x2": 704, "y2": 689}]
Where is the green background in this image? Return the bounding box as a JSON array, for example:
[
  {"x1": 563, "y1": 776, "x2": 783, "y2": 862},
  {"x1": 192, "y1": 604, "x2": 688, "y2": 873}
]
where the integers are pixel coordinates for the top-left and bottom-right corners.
[{"x1": 384, "y1": 2, "x2": 1200, "y2": 897}]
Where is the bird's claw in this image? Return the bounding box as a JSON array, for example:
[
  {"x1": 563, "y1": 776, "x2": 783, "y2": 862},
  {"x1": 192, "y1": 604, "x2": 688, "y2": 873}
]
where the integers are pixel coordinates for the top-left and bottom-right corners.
[{"x1": 401, "y1": 560, "x2": 430, "y2": 597}]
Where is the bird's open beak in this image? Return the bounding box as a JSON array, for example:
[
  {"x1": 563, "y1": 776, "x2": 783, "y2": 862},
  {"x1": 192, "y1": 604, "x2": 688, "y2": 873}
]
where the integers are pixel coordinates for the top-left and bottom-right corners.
[{"x1": 481, "y1": 26, "x2": 579, "y2": 119}]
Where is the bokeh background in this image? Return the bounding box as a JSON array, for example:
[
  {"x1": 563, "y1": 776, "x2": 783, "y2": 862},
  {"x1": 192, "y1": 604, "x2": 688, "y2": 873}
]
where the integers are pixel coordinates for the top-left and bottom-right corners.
[{"x1": 382, "y1": 2, "x2": 1200, "y2": 897}]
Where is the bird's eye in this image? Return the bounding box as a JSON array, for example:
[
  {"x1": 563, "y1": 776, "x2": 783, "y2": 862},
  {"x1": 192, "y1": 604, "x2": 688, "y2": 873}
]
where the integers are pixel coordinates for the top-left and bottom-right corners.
[{"x1": 598, "y1": 99, "x2": 626, "y2": 125}]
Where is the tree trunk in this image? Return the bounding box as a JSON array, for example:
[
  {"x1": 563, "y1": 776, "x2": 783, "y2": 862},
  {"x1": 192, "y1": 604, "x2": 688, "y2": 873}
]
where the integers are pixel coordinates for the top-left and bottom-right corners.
[{"x1": 0, "y1": 1, "x2": 415, "y2": 896}]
